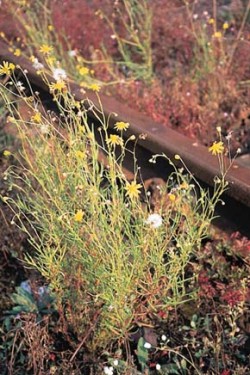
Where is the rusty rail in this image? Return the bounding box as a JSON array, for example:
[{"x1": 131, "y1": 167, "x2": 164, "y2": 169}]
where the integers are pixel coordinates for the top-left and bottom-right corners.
[{"x1": 1, "y1": 40, "x2": 250, "y2": 208}]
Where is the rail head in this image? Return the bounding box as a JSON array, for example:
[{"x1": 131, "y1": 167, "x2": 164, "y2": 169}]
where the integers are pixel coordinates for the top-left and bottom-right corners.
[{"x1": 1, "y1": 41, "x2": 250, "y2": 207}]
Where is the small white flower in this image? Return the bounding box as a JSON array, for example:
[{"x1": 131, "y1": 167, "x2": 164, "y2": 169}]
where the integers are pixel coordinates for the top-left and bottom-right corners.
[
  {"x1": 156, "y1": 363, "x2": 161, "y2": 371},
  {"x1": 144, "y1": 342, "x2": 151, "y2": 349},
  {"x1": 193, "y1": 14, "x2": 198, "y2": 20},
  {"x1": 32, "y1": 58, "x2": 44, "y2": 70},
  {"x1": 236, "y1": 148, "x2": 242, "y2": 154},
  {"x1": 113, "y1": 359, "x2": 119, "y2": 366},
  {"x1": 161, "y1": 334, "x2": 167, "y2": 341},
  {"x1": 16, "y1": 81, "x2": 25, "y2": 91},
  {"x1": 145, "y1": 213, "x2": 163, "y2": 229},
  {"x1": 103, "y1": 366, "x2": 113, "y2": 375},
  {"x1": 68, "y1": 49, "x2": 77, "y2": 57},
  {"x1": 52, "y1": 67, "x2": 67, "y2": 81},
  {"x1": 40, "y1": 124, "x2": 50, "y2": 135},
  {"x1": 77, "y1": 111, "x2": 84, "y2": 117},
  {"x1": 225, "y1": 131, "x2": 233, "y2": 141}
]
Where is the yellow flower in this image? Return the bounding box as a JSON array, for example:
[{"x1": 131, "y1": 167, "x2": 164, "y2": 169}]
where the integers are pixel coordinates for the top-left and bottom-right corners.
[
  {"x1": 74, "y1": 209, "x2": 84, "y2": 222},
  {"x1": 125, "y1": 180, "x2": 142, "y2": 199},
  {"x1": 31, "y1": 112, "x2": 42, "y2": 123},
  {"x1": 39, "y1": 44, "x2": 53, "y2": 54},
  {"x1": 14, "y1": 48, "x2": 21, "y2": 57},
  {"x1": 223, "y1": 22, "x2": 229, "y2": 30},
  {"x1": 114, "y1": 121, "x2": 130, "y2": 131},
  {"x1": 49, "y1": 80, "x2": 66, "y2": 92},
  {"x1": 89, "y1": 83, "x2": 100, "y2": 92},
  {"x1": 48, "y1": 25, "x2": 54, "y2": 31},
  {"x1": 46, "y1": 56, "x2": 56, "y2": 66},
  {"x1": 179, "y1": 182, "x2": 189, "y2": 190},
  {"x1": 213, "y1": 31, "x2": 222, "y2": 39},
  {"x1": 208, "y1": 141, "x2": 224, "y2": 155},
  {"x1": 208, "y1": 18, "x2": 215, "y2": 24},
  {"x1": 3, "y1": 150, "x2": 11, "y2": 157},
  {"x1": 7, "y1": 116, "x2": 16, "y2": 123},
  {"x1": 78, "y1": 66, "x2": 89, "y2": 76},
  {"x1": 17, "y1": 0, "x2": 29, "y2": 5},
  {"x1": 107, "y1": 134, "x2": 123, "y2": 147},
  {"x1": 78, "y1": 125, "x2": 85, "y2": 134},
  {"x1": 0, "y1": 61, "x2": 15, "y2": 76},
  {"x1": 75, "y1": 150, "x2": 85, "y2": 160},
  {"x1": 168, "y1": 193, "x2": 176, "y2": 202}
]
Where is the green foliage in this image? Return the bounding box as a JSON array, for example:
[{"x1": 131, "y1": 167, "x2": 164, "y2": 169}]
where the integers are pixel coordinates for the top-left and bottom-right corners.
[
  {"x1": 7, "y1": 285, "x2": 55, "y2": 317},
  {"x1": 100, "y1": 0, "x2": 153, "y2": 81},
  {"x1": 0, "y1": 61, "x2": 229, "y2": 354},
  {"x1": 137, "y1": 337, "x2": 149, "y2": 372}
]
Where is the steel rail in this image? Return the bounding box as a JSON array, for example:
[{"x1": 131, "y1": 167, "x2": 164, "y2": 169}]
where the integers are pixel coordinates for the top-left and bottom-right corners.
[{"x1": 0, "y1": 41, "x2": 250, "y2": 209}]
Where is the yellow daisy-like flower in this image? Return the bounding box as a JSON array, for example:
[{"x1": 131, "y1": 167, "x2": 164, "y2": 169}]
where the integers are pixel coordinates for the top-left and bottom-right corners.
[
  {"x1": 223, "y1": 22, "x2": 229, "y2": 30},
  {"x1": 107, "y1": 134, "x2": 124, "y2": 147},
  {"x1": 208, "y1": 18, "x2": 215, "y2": 24},
  {"x1": 46, "y1": 56, "x2": 56, "y2": 66},
  {"x1": 179, "y1": 182, "x2": 189, "y2": 190},
  {"x1": 114, "y1": 121, "x2": 130, "y2": 131},
  {"x1": 213, "y1": 31, "x2": 222, "y2": 39},
  {"x1": 78, "y1": 66, "x2": 89, "y2": 76},
  {"x1": 39, "y1": 44, "x2": 53, "y2": 54},
  {"x1": 0, "y1": 61, "x2": 15, "y2": 76},
  {"x1": 89, "y1": 83, "x2": 100, "y2": 92},
  {"x1": 49, "y1": 80, "x2": 66, "y2": 92},
  {"x1": 48, "y1": 25, "x2": 54, "y2": 31},
  {"x1": 14, "y1": 48, "x2": 21, "y2": 57},
  {"x1": 168, "y1": 193, "x2": 176, "y2": 202},
  {"x1": 17, "y1": 0, "x2": 29, "y2": 6},
  {"x1": 75, "y1": 150, "x2": 85, "y2": 160},
  {"x1": 125, "y1": 180, "x2": 142, "y2": 200},
  {"x1": 31, "y1": 112, "x2": 42, "y2": 123},
  {"x1": 78, "y1": 125, "x2": 85, "y2": 134},
  {"x1": 208, "y1": 141, "x2": 224, "y2": 155},
  {"x1": 3, "y1": 150, "x2": 11, "y2": 157},
  {"x1": 74, "y1": 209, "x2": 84, "y2": 222}
]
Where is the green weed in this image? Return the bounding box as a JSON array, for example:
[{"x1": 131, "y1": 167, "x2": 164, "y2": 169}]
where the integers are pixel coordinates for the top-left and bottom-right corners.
[{"x1": 0, "y1": 61, "x2": 231, "y2": 356}]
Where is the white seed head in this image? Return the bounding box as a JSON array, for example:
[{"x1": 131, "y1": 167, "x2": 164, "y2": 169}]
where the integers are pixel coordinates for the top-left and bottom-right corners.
[
  {"x1": 52, "y1": 68, "x2": 67, "y2": 81},
  {"x1": 145, "y1": 214, "x2": 163, "y2": 229},
  {"x1": 156, "y1": 363, "x2": 161, "y2": 371}
]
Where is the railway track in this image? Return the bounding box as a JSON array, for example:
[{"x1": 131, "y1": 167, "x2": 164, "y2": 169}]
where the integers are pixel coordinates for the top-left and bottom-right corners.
[{"x1": 0, "y1": 41, "x2": 250, "y2": 235}]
